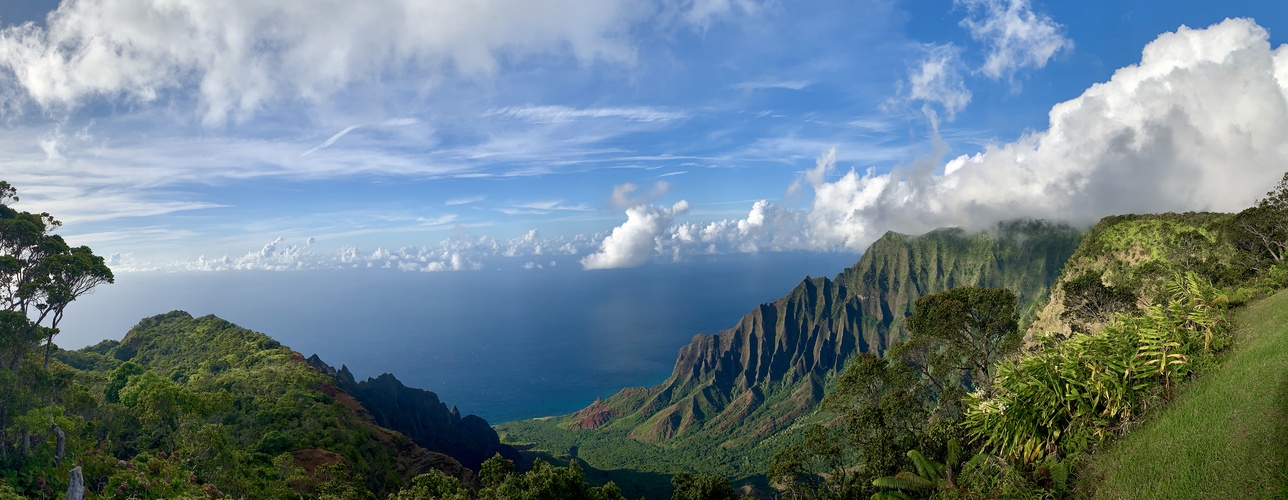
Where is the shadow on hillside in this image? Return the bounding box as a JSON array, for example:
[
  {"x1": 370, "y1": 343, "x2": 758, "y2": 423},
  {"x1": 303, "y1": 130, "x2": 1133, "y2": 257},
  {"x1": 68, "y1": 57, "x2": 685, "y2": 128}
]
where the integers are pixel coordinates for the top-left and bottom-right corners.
[{"x1": 516, "y1": 449, "x2": 673, "y2": 499}]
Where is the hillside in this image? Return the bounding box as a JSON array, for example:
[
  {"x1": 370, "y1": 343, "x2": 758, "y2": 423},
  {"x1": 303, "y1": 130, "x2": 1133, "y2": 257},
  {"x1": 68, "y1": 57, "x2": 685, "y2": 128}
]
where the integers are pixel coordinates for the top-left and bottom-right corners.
[
  {"x1": 305, "y1": 355, "x2": 522, "y2": 470},
  {"x1": 1082, "y1": 288, "x2": 1288, "y2": 499},
  {"x1": 1031, "y1": 212, "x2": 1257, "y2": 337},
  {"x1": 44, "y1": 311, "x2": 482, "y2": 498},
  {"x1": 498, "y1": 219, "x2": 1083, "y2": 479}
]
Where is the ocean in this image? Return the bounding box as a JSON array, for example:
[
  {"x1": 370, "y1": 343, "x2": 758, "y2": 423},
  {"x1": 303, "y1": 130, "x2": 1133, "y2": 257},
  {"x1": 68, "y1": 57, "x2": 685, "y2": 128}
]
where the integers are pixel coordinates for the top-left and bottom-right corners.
[{"x1": 58, "y1": 252, "x2": 860, "y2": 424}]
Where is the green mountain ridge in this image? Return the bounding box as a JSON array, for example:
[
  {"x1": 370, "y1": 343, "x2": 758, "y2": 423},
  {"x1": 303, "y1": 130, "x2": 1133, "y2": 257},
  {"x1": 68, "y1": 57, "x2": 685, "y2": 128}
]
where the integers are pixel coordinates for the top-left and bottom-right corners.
[
  {"x1": 53, "y1": 311, "x2": 486, "y2": 497},
  {"x1": 498, "y1": 219, "x2": 1084, "y2": 478}
]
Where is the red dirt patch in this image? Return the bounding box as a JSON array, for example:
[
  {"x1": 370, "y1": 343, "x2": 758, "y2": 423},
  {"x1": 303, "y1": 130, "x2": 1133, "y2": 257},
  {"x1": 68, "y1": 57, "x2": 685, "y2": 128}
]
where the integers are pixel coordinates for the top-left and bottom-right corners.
[{"x1": 290, "y1": 448, "x2": 344, "y2": 474}]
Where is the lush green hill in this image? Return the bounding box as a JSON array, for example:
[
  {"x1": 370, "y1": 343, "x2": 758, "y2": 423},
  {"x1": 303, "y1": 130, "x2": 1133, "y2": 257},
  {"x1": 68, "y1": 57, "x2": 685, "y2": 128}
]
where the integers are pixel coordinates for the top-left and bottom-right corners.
[
  {"x1": 11, "y1": 311, "x2": 478, "y2": 499},
  {"x1": 497, "y1": 220, "x2": 1083, "y2": 482},
  {"x1": 1081, "y1": 288, "x2": 1288, "y2": 499}
]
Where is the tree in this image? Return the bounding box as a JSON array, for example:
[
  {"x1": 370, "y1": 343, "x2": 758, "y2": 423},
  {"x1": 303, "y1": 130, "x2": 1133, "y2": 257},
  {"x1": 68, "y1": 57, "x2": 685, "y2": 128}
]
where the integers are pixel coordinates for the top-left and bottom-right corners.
[
  {"x1": 0, "y1": 181, "x2": 113, "y2": 473},
  {"x1": 670, "y1": 472, "x2": 737, "y2": 500},
  {"x1": 1059, "y1": 270, "x2": 1138, "y2": 334},
  {"x1": 0, "y1": 181, "x2": 112, "y2": 367},
  {"x1": 387, "y1": 469, "x2": 470, "y2": 500},
  {"x1": 32, "y1": 245, "x2": 114, "y2": 367},
  {"x1": 488, "y1": 459, "x2": 625, "y2": 500},
  {"x1": 826, "y1": 354, "x2": 927, "y2": 493},
  {"x1": 480, "y1": 452, "x2": 516, "y2": 489},
  {"x1": 1232, "y1": 171, "x2": 1288, "y2": 267},
  {"x1": 902, "y1": 287, "x2": 1021, "y2": 397},
  {"x1": 767, "y1": 425, "x2": 858, "y2": 500},
  {"x1": 0, "y1": 311, "x2": 40, "y2": 370}
]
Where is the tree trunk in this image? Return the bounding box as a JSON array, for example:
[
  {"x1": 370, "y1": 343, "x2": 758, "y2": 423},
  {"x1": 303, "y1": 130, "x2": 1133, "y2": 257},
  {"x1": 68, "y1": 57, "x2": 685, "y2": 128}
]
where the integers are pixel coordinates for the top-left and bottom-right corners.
[
  {"x1": 53, "y1": 421, "x2": 65, "y2": 466},
  {"x1": 44, "y1": 311, "x2": 64, "y2": 369},
  {"x1": 65, "y1": 466, "x2": 85, "y2": 500}
]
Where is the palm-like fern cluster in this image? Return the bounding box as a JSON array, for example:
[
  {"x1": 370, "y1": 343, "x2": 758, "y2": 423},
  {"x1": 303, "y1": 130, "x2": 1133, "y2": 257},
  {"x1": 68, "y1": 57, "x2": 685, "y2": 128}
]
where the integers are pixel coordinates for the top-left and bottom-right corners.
[{"x1": 964, "y1": 273, "x2": 1230, "y2": 465}]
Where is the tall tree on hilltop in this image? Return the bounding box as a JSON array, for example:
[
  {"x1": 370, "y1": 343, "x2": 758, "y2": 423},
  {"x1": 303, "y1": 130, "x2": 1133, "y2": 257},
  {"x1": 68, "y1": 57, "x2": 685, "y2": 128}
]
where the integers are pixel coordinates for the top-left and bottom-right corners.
[
  {"x1": 1233, "y1": 171, "x2": 1288, "y2": 268},
  {"x1": 0, "y1": 180, "x2": 113, "y2": 466},
  {"x1": 33, "y1": 246, "x2": 114, "y2": 367}
]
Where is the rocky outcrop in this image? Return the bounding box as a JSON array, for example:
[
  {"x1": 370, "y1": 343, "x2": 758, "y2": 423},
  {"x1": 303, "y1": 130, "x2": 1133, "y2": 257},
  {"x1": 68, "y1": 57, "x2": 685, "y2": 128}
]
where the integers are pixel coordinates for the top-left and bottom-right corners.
[{"x1": 306, "y1": 355, "x2": 521, "y2": 471}]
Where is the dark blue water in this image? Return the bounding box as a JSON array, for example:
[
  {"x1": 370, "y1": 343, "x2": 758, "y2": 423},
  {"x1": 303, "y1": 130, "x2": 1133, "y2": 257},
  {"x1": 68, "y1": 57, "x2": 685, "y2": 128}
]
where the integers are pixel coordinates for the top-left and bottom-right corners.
[{"x1": 58, "y1": 252, "x2": 859, "y2": 423}]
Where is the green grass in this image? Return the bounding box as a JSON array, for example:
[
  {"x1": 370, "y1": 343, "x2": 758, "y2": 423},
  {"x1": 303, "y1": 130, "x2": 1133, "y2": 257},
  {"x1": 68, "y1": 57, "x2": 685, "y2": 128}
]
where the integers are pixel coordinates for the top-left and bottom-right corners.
[{"x1": 1085, "y1": 288, "x2": 1288, "y2": 499}]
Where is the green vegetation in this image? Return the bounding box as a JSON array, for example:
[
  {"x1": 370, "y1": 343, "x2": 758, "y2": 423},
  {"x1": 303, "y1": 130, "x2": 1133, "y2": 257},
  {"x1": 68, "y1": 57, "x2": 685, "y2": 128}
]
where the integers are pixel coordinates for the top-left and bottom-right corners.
[
  {"x1": 746, "y1": 175, "x2": 1288, "y2": 499},
  {"x1": 10, "y1": 174, "x2": 1288, "y2": 499},
  {"x1": 966, "y1": 272, "x2": 1230, "y2": 465},
  {"x1": 389, "y1": 455, "x2": 628, "y2": 500},
  {"x1": 0, "y1": 181, "x2": 480, "y2": 499},
  {"x1": 499, "y1": 221, "x2": 1083, "y2": 488},
  {"x1": 1082, "y1": 288, "x2": 1288, "y2": 499},
  {"x1": 769, "y1": 286, "x2": 1022, "y2": 499}
]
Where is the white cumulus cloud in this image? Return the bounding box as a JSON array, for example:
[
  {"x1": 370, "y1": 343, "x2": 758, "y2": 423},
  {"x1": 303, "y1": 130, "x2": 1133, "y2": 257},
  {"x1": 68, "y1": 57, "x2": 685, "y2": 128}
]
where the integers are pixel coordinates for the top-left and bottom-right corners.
[
  {"x1": 581, "y1": 200, "x2": 690, "y2": 269},
  {"x1": 673, "y1": 18, "x2": 1288, "y2": 254}
]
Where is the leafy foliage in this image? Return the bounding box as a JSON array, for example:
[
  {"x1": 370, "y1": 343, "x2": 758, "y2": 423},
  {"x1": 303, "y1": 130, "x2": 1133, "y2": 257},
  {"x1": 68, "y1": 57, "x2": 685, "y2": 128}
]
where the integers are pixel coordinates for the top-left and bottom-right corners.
[
  {"x1": 965, "y1": 273, "x2": 1230, "y2": 464},
  {"x1": 897, "y1": 287, "x2": 1021, "y2": 401},
  {"x1": 396, "y1": 456, "x2": 630, "y2": 500},
  {"x1": 1059, "y1": 270, "x2": 1138, "y2": 334},
  {"x1": 1230, "y1": 171, "x2": 1288, "y2": 267},
  {"x1": 669, "y1": 471, "x2": 736, "y2": 500}
]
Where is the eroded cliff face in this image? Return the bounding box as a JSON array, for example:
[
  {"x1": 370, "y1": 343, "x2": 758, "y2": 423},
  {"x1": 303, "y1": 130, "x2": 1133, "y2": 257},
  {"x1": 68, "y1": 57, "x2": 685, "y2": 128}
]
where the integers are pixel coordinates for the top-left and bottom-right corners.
[
  {"x1": 536, "y1": 220, "x2": 1083, "y2": 449},
  {"x1": 306, "y1": 355, "x2": 522, "y2": 471}
]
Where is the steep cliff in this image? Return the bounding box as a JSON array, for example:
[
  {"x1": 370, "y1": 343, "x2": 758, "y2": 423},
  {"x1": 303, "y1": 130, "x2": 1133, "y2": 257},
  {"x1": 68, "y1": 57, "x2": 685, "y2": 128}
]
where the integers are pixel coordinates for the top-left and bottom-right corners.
[
  {"x1": 306, "y1": 355, "x2": 522, "y2": 470},
  {"x1": 498, "y1": 219, "x2": 1083, "y2": 475}
]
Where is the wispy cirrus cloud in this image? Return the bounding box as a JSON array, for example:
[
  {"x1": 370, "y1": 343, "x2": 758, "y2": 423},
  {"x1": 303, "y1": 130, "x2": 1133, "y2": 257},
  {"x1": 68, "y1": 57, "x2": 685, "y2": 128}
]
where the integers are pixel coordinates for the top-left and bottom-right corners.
[
  {"x1": 0, "y1": 0, "x2": 746, "y2": 125},
  {"x1": 732, "y1": 79, "x2": 812, "y2": 91},
  {"x1": 301, "y1": 118, "x2": 420, "y2": 157},
  {"x1": 957, "y1": 0, "x2": 1073, "y2": 81},
  {"x1": 445, "y1": 195, "x2": 485, "y2": 206},
  {"x1": 496, "y1": 201, "x2": 593, "y2": 215},
  {"x1": 484, "y1": 105, "x2": 689, "y2": 123},
  {"x1": 902, "y1": 43, "x2": 971, "y2": 122}
]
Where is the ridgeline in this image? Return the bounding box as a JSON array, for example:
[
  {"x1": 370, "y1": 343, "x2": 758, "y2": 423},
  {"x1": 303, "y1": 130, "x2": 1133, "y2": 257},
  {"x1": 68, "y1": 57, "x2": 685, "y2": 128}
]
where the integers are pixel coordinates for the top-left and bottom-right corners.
[{"x1": 497, "y1": 220, "x2": 1083, "y2": 480}]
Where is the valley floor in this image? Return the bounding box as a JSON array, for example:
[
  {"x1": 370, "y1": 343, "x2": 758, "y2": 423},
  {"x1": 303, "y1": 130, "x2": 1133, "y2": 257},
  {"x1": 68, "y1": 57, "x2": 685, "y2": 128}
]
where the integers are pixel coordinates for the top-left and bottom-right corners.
[{"x1": 1085, "y1": 288, "x2": 1288, "y2": 499}]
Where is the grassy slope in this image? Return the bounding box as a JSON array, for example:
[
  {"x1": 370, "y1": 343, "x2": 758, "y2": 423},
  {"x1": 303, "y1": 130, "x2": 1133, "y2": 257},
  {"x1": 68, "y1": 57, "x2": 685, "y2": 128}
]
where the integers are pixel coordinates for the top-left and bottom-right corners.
[{"x1": 1086, "y1": 288, "x2": 1288, "y2": 499}]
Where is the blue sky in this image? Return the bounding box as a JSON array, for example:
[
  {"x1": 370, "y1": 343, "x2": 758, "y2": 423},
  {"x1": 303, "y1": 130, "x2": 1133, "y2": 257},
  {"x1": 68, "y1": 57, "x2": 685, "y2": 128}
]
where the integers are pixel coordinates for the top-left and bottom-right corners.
[{"x1": 1, "y1": 0, "x2": 1286, "y2": 272}]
